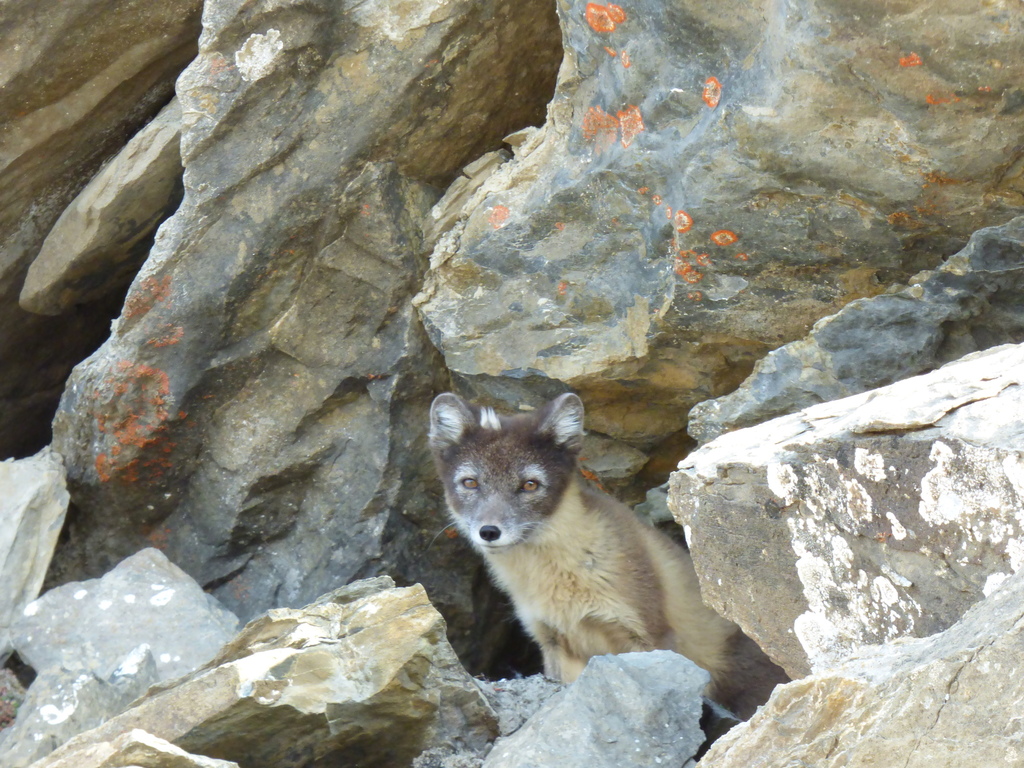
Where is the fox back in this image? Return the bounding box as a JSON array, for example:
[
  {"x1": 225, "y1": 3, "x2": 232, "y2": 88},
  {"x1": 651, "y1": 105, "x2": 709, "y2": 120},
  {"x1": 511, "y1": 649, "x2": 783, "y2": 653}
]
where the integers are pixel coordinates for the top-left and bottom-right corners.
[{"x1": 428, "y1": 392, "x2": 787, "y2": 718}]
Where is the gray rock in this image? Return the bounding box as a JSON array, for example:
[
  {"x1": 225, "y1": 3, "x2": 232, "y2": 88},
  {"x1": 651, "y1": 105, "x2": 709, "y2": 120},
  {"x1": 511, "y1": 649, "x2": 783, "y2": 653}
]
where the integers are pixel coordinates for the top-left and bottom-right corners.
[
  {"x1": 700, "y1": 569, "x2": 1024, "y2": 768},
  {"x1": 21, "y1": 99, "x2": 184, "y2": 316},
  {"x1": 0, "y1": 0, "x2": 201, "y2": 459},
  {"x1": 670, "y1": 343, "x2": 1024, "y2": 678},
  {"x1": 26, "y1": 728, "x2": 238, "y2": 768},
  {"x1": 28, "y1": 578, "x2": 498, "y2": 768},
  {"x1": 483, "y1": 652, "x2": 708, "y2": 768},
  {"x1": 417, "y1": 0, "x2": 1024, "y2": 452},
  {"x1": 49, "y1": 0, "x2": 564, "y2": 671},
  {"x1": 475, "y1": 675, "x2": 565, "y2": 737},
  {"x1": 0, "y1": 448, "x2": 68, "y2": 661},
  {"x1": 11, "y1": 548, "x2": 237, "y2": 681},
  {"x1": 0, "y1": 649, "x2": 158, "y2": 768},
  {"x1": 690, "y1": 215, "x2": 1024, "y2": 443}
]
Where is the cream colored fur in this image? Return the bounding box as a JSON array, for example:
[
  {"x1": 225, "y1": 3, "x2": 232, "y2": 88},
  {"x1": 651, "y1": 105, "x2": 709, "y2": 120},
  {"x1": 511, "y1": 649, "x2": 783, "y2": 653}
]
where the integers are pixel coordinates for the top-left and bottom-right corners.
[{"x1": 483, "y1": 478, "x2": 739, "y2": 690}]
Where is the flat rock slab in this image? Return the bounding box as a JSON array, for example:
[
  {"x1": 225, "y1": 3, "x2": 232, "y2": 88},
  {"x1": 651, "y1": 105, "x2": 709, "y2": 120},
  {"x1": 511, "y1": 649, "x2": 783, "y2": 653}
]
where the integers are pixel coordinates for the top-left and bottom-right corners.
[
  {"x1": 483, "y1": 651, "x2": 708, "y2": 768},
  {"x1": 29, "y1": 577, "x2": 497, "y2": 768},
  {"x1": 34, "y1": 728, "x2": 238, "y2": 768},
  {"x1": 700, "y1": 569, "x2": 1024, "y2": 768},
  {"x1": 670, "y1": 343, "x2": 1024, "y2": 677},
  {"x1": 0, "y1": 448, "x2": 68, "y2": 659},
  {"x1": 689, "y1": 215, "x2": 1024, "y2": 443},
  {"x1": 11, "y1": 548, "x2": 238, "y2": 681}
]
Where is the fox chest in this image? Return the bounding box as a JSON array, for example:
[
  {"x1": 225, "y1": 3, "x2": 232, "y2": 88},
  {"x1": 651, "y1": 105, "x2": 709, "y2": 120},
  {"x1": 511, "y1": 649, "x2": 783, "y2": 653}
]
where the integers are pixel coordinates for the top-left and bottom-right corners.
[{"x1": 485, "y1": 548, "x2": 638, "y2": 633}]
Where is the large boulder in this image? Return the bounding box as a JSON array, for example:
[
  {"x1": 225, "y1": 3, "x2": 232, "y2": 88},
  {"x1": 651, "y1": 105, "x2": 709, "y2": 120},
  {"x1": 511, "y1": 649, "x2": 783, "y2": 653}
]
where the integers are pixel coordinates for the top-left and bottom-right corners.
[
  {"x1": 20, "y1": 99, "x2": 185, "y2": 316},
  {"x1": 700, "y1": 569, "x2": 1024, "y2": 768},
  {"x1": 29, "y1": 577, "x2": 498, "y2": 768},
  {"x1": 670, "y1": 342, "x2": 1024, "y2": 677},
  {"x1": 3, "y1": 549, "x2": 238, "y2": 767},
  {"x1": 483, "y1": 651, "x2": 708, "y2": 768},
  {"x1": 417, "y1": 0, "x2": 1024, "y2": 455},
  {"x1": 28, "y1": 729, "x2": 239, "y2": 768},
  {"x1": 0, "y1": 448, "x2": 68, "y2": 661},
  {"x1": 49, "y1": 0, "x2": 563, "y2": 673},
  {"x1": 0, "y1": 0, "x2": 201, "y2": 459},
  {"x1": 689, "y1": 215, "x2": 1024, "y2": 443}
]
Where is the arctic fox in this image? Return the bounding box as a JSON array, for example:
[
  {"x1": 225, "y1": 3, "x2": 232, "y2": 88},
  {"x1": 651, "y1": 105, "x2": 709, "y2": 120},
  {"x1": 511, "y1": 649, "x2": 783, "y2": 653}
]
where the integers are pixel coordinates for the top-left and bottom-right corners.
[{"x1": 428, "y1": 391, "x2": 787, "y2": 718}]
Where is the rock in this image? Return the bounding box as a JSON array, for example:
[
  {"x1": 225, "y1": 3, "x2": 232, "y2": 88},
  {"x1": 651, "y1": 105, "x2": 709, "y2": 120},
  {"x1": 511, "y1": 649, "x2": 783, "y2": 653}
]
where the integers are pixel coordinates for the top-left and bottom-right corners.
[
  {"x1": 689, "y1": 215, "x2": 1024, "y2": 443},
  {"x1": 29, "y1": 578, "x2": 498, "y2": 768},
  {"x1": 11, "y1": 548, "x2": 237, "y2": 681},
  {"x1": 0, "y1": 650, "x2": 159, "y2": 768},
  {"x1": 482, "y1": 651, "x2": 708, "y2": 768},
  {"x1": 21, "y1": 99, "x2": 184, "y2": 316},
  {"x1": 49, "y1": 0, "x2": 564, "y2": 671},
  {"x1": 700, "y1": 569, "x2": 1024, "y2": 768},
  {"x1": 669, "y1": 343, "x2": 1024, "y2": 678},
  {"x1": 416, "y1": 0, "x2": 1024, "y2": 453},
  {"x1": 475, "y1": 676, "x2": 565, "y2": 737},
  {"x1": 0, "y1": 0, "x2": 201, "y2": 459},
  {"x1": 30, "y1": 728, "x2": 238, "y2": 768},
  {"x1": 0, "y1": 448, "x2": 69, "y2": 661}
]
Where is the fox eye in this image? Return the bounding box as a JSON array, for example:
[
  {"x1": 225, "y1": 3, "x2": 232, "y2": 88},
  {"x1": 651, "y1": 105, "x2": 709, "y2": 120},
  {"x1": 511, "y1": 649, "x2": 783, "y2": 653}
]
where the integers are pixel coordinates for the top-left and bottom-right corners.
[
  {"x1": 461, "y1": 478, "x2": 479, "y2": 489},
  {"x1": 521, "y1": 480, "x2": 540, "y2": 492}
]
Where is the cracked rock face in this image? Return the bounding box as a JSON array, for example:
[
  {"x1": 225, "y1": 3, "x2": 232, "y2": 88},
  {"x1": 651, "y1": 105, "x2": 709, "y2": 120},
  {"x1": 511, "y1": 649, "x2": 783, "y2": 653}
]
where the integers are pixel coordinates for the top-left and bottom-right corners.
[
  {"x1": 417, "y1": 0, "x2": 1024, "y2": 452},
  {"x1": 670, "y1": 343, "x2": 1024, "y2": 677},
  {"x1": 699, "y1": 569, "x2": 1024, "y2": 768}
]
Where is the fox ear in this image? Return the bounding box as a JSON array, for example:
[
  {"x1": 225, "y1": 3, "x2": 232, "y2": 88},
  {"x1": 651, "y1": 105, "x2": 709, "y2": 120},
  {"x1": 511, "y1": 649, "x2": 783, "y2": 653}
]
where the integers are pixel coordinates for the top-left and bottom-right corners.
[
  {"x1": 429, "y1": 393, "x2": 475, "y2": 450},
  {"x1": 538, "y1": 393, "x2": 585, "y2": 453}
]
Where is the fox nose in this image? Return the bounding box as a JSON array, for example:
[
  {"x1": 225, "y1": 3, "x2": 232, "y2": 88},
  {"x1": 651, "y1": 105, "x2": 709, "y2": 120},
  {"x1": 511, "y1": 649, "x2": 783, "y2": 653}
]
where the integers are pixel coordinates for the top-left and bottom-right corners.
[{"x1": 479, "y1": 525, "x2": 502, "y2": 542}]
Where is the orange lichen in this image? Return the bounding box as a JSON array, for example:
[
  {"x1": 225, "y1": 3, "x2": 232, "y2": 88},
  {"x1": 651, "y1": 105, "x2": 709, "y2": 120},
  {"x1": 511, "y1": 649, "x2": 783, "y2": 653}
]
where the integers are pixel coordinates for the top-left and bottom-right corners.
[
  {"x1": 677, "y1": 249, "x2": 697, "y2": 261},
  {"x1": 617, "y1": 105, "x2": 645, "y2": 148},
  {"x1": 637, "y1": 186, "x2": 649, "y2": 194},
  {"x1": 703, "y1": 76, "x2": 722, "y2": 109},
  {"x1": 899, "y1": 52, "x2": 923, "y2": 67},
  {"x1": 604, "y1": 46, "x2": 618, "y2": 56},
  {"x1": 696, "y1": 253, "x2": 712, "y2": 266},
  {"x1": 923, "y1": 171, "x2": 960, "y2": 186},
  {"x1": 606, "y1": 4, "x2": 626, "y2": 23},
  {"x1": 579, "y1": 466, "x2": 609, "y2": 492},
  {"x1": 621, "y1": 51, "x2": 631, "y2": 68},
  {"x1": 651, "y1": 194, "x2": 663, "y2": 205},
  {"x1": 674, "y1": 262, "x2": 704, "y2": 283},
  {"x1": 675, "y1": 210, "x2": 694, "y2": 233},
  {"x1": 582, "y1": 105, "x2": 620, "y2": 154},
  {"x1": 926, "y1": 93, "x2": 959, "y2": 105},
  {"x1": 687, "y1": 291, "x2": 704, "y2": 301},
  {"x1": 978, "y1": 85, "x2": 992, "y2": 92},
  {"x1": 555, "y1": 222, "x2": 566, "y2": 230},
  {"x1": 585, "y1": 3, "x2": 619, "y2": 32},
  {"x1": 147, "y1": 325, "x2": 184, "y2": 348},
  {"x1": 558, "y1": 281, "x2": 569, "y2": 296},
  {"x1": 710, "y1": 229, "x2": 738, "y2": 246},
  {"x1": 488, "y1": 205, "x2": 511, "y2": 228},
  {"x1": 124, "y1": 275, "x2": 171, "y2": 320},
  {"x1": 734, "y1": 252, "x2": 750, "y2": 260}
]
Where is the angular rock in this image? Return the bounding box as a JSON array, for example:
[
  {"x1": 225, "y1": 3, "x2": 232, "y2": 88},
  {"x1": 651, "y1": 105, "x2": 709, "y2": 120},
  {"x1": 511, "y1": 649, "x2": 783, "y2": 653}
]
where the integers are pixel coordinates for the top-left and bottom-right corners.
[
  {"x1": 670, "y1": 343, "x2": 1024, "y2": 677},
  {"x1": 0, "y1": 448, "x2": 69, "y2": 661},
  {"x1": 0, "y1": 0, "x2": 201, "y2": 459},
  {"x1": 21, "y1": 99, "x2": 184, "y2": 316},
  {"x1": 11, "y1": 548, "x2": 237, "y2": 681},
  {"x1": 30, "y1": 578, "x2": 498, "y2": 768},
  {"x1": 30, "y1": 728, "x2": 238, "y2": 768},
  {"x1": 689, "y1": 215, "x2": 1024, "y2": 443},
  {"x1": 700, "y1": 569, "x2": 1024, "y2": 768},
  {"x1": 483, "y1": 652, "x2": 708, "y2": 768},
  {"x1": 50, "y1": 0, "x2": 563, "y2": 671},
  {"x1": 417, "y1": 0, "x2": 1024, "y2": 452},
  {"x1": 0, "y1": 649, "x2": 159, "y2": 768}
]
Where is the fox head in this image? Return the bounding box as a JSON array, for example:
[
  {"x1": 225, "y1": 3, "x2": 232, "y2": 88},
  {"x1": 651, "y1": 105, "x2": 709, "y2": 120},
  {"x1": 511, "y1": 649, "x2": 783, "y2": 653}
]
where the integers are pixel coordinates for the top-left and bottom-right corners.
[{"x1": 428, "y1": 392, "x2": 585, "y2": 553}]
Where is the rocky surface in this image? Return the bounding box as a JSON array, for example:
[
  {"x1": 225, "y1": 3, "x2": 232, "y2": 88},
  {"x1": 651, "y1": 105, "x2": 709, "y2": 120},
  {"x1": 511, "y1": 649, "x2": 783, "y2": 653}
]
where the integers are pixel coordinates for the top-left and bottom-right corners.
[
  {"x1": 670, "y1": 342, "x2": 1024, "y2": 677},
  {"x1": 3, "y1": 549, "x2": 238, "y2": 766},
  {"x1": 28, "y1": 577, "x2": 498, "y2": 768},
  {"x1": 30, "y1": 728, "x2": 238, "y2": 768},
  {"x1": 0, "y1": 449, "x2": 68, "y2": 661},
  {"x1": 49, "y1": 0, "x2": 563, "y2": 674},
  {"x1": 0, "y1": 0, "x2": 201, "y2": 459},
  {"x1": 483, "y1": 651, "x2": 708, "y2": 768},
  {"x1": 700, "y1": 569, "x2": 1024, "y2": 768},
  {"x1": 417, "y1": 0, "x2": 1024, "y2": 455},
  {"x1": 690, "y1": 215, "x2": 1024, "y2": 443},
  {"x1": 20, "y1": 99, "x2": 185, "y2": 316}
]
